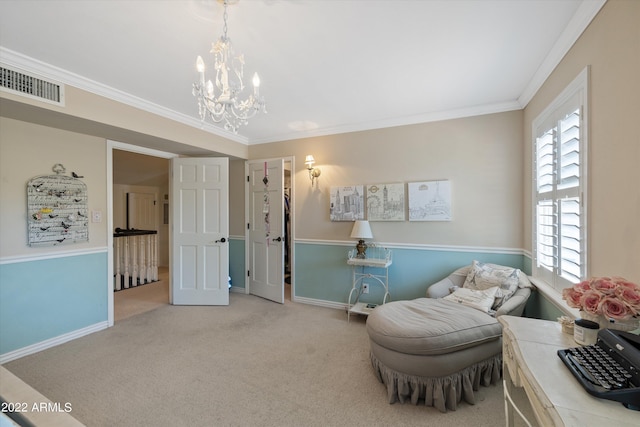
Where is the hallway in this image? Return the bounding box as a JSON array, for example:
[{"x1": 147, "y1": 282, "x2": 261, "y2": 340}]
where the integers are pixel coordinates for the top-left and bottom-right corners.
[{"x1": 114, "y1": 267, "x2": 169, "y2": 322}]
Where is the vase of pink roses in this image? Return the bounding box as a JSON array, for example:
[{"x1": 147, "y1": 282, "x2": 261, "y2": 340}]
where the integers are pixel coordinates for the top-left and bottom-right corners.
[{"x1": 562, "y1": 277, "x2": 640, "y2": 332}]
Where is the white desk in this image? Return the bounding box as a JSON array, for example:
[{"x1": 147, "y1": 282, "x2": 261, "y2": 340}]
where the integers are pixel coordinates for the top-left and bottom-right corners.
[{"x1": 498, "y1": 316, "x2": 639, "y2": 426}]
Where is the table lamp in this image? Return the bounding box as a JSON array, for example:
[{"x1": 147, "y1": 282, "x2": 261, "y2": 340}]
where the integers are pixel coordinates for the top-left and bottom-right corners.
[{"x1": 350, "y1": 220, "x2": 373, "y2": 258}]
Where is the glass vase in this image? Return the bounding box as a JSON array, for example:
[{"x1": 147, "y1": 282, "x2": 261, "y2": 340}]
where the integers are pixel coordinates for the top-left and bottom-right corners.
[{"x1": 579, "y1": 310, "x2": 640, "y2": 332}]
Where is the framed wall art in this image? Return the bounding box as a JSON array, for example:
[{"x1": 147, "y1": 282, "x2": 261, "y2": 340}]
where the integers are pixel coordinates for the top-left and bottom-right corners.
[
  {"x1": 408, "y1": 180, "x2": 452, "y2": 221},
  {"x1": 27, "y1": 164, "x2": 89, "y2": 246},
  {"x1": 330, "y1": 185, "x2": 364, "y2": 221},
  {"x1": 366, "y1": 183, "x2": 405, "y2": 221}
]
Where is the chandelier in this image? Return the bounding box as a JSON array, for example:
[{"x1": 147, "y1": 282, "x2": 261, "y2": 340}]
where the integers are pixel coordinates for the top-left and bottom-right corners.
[{"x1": 193, "y1": 0, "x2": 266, "y2": 133}]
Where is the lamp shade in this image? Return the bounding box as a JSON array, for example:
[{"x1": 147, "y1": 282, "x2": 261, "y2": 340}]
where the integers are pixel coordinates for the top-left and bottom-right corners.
[
  {"x1": 350, "y1": 220, "x2": 373, "y2": 239},
  {"x1": 304, "y1": 155, "x2": 315, "y2": 167}
]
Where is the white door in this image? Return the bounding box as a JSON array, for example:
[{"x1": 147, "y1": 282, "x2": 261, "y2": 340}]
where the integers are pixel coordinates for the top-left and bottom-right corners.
[
  {"x1": 247, "y1": 159, "x2": 284, "y2": 303},
  {"x1": 128, "y1": 192, "x2": 156, "y2": 230},
  {"x1": 172, "y1": 157, "x2": 229, "y2": 305}
]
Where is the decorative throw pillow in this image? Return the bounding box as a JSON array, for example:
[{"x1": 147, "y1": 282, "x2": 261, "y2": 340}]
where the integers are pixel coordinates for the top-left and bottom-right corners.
[
  {"x1": 443, "y1": 286, "x2": 499, "y2": 313},
  {"x1": 463, "y1": 260, "x2": 521, "y2": 309}
]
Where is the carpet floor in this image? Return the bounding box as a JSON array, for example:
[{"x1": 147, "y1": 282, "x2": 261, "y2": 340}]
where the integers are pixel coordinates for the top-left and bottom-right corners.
[{"x1": 4, "y1": 293, "x2": 535, "y2": 426}]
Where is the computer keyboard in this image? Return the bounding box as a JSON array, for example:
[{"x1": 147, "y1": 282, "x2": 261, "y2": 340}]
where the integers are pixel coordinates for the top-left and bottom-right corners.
[{"x1": 557, "y1": 328, "x2": 640, "y2": 410}]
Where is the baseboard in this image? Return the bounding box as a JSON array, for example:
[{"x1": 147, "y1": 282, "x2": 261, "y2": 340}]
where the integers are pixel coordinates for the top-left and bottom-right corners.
[
  {"x1": 293, "y1": 295, "x2": 347, "y2": 311},
  {"x1": 230, "y1": 285, "x2": 245, "y2": 294},
  {"x1": 0, "y1": 321, "x2": 109, "y2": 364}
]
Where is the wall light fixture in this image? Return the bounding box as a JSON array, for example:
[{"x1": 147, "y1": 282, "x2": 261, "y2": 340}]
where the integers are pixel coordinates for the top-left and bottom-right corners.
[{"x1": 305, "y1": 155, "x2": 321, "y2": 186}]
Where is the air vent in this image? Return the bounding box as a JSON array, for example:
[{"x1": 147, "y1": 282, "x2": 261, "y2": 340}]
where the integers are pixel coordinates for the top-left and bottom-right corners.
[{"x1": 0, "y1": 66, "x2": 64, "y2": 105}]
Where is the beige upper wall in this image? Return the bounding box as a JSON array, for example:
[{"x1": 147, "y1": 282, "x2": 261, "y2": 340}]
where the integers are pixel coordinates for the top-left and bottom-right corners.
[
  {"x1": 249, "y1": 110, "x2": 524, "y2": 249},
  {"x1": 523, "y1": 0, "x2": 640, "y2": 281},
  {"x1": 0, "y1": 85, "x2": 248, "y2": 159},
  {"x1": 0, "y1": 116, "x2": 108, "y2": 257}
]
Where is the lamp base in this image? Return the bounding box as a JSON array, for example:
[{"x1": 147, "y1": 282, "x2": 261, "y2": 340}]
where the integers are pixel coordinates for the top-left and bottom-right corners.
[{"x1": 355, "y1": 239, "x2": 367, "y2": 259}]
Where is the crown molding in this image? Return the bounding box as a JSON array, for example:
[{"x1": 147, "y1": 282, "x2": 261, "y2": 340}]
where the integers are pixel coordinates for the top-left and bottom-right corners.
[
  {"x1": 249, "y1": 100, "x2": 523, "y2": 145},
  {"x1": 517, "y1": 0, "x2": 606, "y2": 108}
]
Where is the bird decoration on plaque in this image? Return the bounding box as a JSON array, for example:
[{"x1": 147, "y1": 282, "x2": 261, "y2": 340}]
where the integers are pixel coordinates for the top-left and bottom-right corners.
[{"x1": 27, "y1": 163, "x2": 89, "y2": 246}]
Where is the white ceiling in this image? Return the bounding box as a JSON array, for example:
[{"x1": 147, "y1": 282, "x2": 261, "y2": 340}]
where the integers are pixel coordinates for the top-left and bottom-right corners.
[{"x1": 0, "y1": 0, "x2": 605, "y2": 146}]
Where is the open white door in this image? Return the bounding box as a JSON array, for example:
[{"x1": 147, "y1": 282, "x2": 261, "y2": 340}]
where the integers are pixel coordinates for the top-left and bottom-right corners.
[
  {"x1": 247, "y1": 159, "x2": 284, "y2": 303},
  {"x1": 172, "y1": 157, "x2": 229, "y2": 305}
]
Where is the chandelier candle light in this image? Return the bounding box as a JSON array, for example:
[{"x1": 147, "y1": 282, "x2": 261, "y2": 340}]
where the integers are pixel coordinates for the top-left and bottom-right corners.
[{"x1": 193, "y1": 0, "x2": 266, "y2": 133}]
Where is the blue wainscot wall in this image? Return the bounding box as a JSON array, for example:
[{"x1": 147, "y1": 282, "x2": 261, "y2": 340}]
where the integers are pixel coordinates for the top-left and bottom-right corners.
[
  {"x1": 1, "y1": 241, "x2": 554, "y2": 362},
  {"x1": 0, "y1": 251, "x2": 108, "y2": 361},
  {"x1": 229, "y1": 237, "x2": 246, "y2": 291},
  {"x1": 222, "y1": 239, "x2": 558, "y2": 319},
  {"x1": 292, "y1": 242, "x2": 528, "y2": 307}
]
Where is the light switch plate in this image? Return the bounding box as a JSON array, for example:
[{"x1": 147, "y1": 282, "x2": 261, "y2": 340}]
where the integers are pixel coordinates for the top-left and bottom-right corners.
[{"x1": 91, "y1": 210, "x2": 102, "y2": 223}]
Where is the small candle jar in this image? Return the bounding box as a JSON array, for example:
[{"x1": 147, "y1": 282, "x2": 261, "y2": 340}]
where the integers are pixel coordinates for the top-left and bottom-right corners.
[{"x1": 574, "y1": 318, "x2": 599, "y2": 345}]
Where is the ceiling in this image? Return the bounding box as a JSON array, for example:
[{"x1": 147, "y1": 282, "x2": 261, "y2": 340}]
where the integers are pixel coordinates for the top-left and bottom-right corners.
[{"x1": 0, "y1": 0, "x2": 604, "y2": 146}]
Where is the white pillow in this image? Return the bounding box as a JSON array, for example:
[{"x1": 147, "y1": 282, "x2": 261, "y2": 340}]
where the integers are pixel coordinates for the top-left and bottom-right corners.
[
  {"x1": 443, "y1": 286, "x2": 499, "y2": 313},
  {"x1": 463, "y1": 260, "x2": 521, "y2": 308}
]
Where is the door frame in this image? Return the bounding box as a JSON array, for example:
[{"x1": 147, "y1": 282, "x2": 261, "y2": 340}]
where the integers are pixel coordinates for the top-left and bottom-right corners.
[
  {"x1": 106, "y1": 140, "x2": 178, "y2": 326},
  {"x1": 244, "y1": 156, "x2": 295, "y2": 300}
]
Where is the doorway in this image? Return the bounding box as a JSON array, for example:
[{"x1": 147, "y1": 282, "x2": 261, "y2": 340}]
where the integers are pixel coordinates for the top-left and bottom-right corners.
[
  {"x1": 246, "y1": 157, "x2": 294, "y2": 304},
  {"x1": 109, "y1": 143, "x2": 174, "y2": 323}
]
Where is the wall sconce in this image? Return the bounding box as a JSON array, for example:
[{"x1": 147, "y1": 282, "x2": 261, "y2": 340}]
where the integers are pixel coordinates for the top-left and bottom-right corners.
[
  {"x1": 305, "y1": 155, "x2": 321, "y2": 186},
  {"x1": 350, "y1": 220, "x2": 373, "y2": 258}
]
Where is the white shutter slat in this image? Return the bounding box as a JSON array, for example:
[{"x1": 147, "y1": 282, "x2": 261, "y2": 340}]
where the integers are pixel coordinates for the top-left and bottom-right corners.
[
  {"x1": 559, "y1": 197, "x2": 582, "y2": 283},
  {"x1": 537, "y1": 130, "x2": 555, "y2": 193},
  {"x1": 536, "y1": 200, "x2": 556, "y2": 273},
  {"x1": 559, "y1": 109, "x2": 580, "y2": 189}
]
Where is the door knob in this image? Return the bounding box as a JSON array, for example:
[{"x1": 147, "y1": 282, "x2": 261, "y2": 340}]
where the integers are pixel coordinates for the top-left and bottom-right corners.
[
  {"x1": 272, "y1": 236, "x2": 282, "y2": 242},
  {"x1": 215, "y1": 237, "x2": 227, "y2": 243}
]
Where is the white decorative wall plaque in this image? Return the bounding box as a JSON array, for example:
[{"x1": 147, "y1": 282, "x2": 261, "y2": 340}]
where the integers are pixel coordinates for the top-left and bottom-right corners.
[
  {"x1": 27, "y1": 164, "x2": 89, "y2": 246},
  {"x1": 366, "y1": 183, "x2": 405, "y2": 221},
  {"x1": 408, "y1": 180, "x2": 452, "y2": 221},
  {"x1": 330, "y1": 185, "x2": 364, "y2": 221}
]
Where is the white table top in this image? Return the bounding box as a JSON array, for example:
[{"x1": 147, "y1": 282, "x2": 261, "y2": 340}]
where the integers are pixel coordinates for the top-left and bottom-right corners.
[
  {"x1": 346, "y1": 257, "x2": 391, "y2": 268},
  {"x1": 498, "y1": 316, "x2": 639, "y2": 426}
]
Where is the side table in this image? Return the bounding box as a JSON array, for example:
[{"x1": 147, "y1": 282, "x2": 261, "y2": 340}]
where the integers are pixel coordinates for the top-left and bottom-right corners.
[{"x1": 346, "y1": 256, "x2": 392, "y2": 322}]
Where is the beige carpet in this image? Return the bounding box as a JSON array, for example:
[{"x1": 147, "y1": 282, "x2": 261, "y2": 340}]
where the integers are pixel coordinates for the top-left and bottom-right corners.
[
  {"x1": 114, "y1": 267, "x2": 170, "y2": 322},
  {"x1": 4, "y1": 294, "x2": 536, "y2": 426}
]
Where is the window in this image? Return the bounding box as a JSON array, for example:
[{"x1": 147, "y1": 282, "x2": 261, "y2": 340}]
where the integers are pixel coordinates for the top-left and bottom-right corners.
[{"x1": 533, "y1": 68, "x2": 588, "y2": 292}]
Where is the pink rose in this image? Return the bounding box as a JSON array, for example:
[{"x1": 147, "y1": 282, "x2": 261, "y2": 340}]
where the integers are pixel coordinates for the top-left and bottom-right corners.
[
  {"x1": 591, "y1": 277, "x2": 617, "y2": 295},
  {"x1": 580, "y1": 290, "x2": 603, "y2": 314},
  {"x1": 566, "y1": 277, "x2": 640, "y2": 317},
  {"x1": 574, "y1": 280, "x2": 592, "y2": 293},
  {"x1": 616, "y1": 286, "x2": 640, "y2": 311},
  {"x1": 599, "y1": 296, "x2": 632, "y2": 320},
  {"x1": 562, "y1": 288, "x2": 583, "y2": 309},
  {"x1": 613, "y1": 277, "x2": 640, "y2": 291}
]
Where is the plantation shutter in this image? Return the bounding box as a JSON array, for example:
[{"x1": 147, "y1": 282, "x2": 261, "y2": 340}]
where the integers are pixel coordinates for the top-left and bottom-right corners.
[
  {"x1": 557, "y1": 108, "x2": 581, "y2": 284},
  {"x1": 534, "y1": 86, "x2": 586, "y2": 291}
]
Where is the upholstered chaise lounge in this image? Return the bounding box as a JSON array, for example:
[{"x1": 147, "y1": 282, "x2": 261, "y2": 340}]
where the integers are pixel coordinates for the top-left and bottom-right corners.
[{"x1": 366, "y1": 262, "x2": 532, "y2": 412}]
